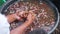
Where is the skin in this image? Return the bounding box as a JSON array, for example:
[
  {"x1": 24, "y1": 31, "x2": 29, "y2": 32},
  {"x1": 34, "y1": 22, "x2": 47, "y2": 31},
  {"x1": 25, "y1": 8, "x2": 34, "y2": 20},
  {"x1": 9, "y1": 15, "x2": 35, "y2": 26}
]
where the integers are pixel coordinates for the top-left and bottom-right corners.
[
  {"x1": 7, "y1": 14, "x2": 17, "y2": 23},
  {"x1": 7, "y1": 11, "x2": 35, "y2": 34}
]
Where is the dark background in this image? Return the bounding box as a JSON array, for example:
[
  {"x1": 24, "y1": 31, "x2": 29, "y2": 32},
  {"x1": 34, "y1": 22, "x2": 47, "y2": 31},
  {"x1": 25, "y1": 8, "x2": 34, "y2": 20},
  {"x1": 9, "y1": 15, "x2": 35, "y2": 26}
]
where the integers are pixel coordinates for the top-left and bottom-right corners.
[
  {"x1": 50, "y1": 0, "x2": 60, "y2": 34},
  {"x1": 51, "y1": 0, "x2": 60, "y2": 13}
]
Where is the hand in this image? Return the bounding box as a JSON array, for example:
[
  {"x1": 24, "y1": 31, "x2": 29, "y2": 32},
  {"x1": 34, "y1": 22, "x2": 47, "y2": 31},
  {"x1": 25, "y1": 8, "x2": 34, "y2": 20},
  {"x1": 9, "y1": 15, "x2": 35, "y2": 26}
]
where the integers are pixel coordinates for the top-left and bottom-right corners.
[
  {"x1": 17, "y1": 11, "x2": 28, "y2": 18},
  {"x1": 7, "y1": 11, "x2": 28, "y2": 23},
  {"x1": 7, "y1": 11, "x2": 25, "y2": 23},
  {"x1": 27, "y1": 11, "x2": 35, "y2": 23},
  {"x1": 10, "y1": 11, "x2": 35, "y2": 34},
  {"x1": 7, "y1": 14, "x2": 15, "y2": 23}
]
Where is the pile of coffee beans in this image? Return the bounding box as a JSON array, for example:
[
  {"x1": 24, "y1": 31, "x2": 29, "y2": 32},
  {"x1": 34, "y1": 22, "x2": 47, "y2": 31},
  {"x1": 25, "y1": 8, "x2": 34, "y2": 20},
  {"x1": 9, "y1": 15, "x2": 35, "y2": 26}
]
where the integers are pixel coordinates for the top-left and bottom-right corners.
[{"x1": 4, "y1": 1, "x2": 56, "y2": 33}]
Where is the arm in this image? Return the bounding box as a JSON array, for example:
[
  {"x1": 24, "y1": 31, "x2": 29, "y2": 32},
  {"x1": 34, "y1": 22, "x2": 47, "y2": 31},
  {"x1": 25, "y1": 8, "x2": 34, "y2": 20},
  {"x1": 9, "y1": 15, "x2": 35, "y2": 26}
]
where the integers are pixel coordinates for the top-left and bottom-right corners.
[
  {"x1": 10, "y1": 12, "x2": 35, "y2": 34},
  {"x1": 10, "y1": 21, "x2": 32, "y2": 34}
]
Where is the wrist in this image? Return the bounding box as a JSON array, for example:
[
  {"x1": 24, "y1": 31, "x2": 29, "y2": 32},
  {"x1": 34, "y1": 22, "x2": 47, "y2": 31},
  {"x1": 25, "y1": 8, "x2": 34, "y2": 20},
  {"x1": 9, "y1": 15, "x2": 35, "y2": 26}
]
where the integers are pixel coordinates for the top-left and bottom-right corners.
[{"x1": 26, "y1": 20, "x2": 33, "y2": 24}]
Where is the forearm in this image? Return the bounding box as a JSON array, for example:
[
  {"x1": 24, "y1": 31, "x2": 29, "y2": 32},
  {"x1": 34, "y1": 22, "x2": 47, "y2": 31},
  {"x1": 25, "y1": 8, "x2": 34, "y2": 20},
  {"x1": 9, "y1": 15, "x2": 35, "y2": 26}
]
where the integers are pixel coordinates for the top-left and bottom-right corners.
[{"x1": 10, "y1": 21, "x2": 32, "y2": 34}]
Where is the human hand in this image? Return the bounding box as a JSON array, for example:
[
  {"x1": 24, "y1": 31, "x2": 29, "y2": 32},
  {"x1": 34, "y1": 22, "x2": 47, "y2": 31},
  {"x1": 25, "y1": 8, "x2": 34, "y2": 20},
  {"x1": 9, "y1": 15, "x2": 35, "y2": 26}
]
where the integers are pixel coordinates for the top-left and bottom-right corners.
[
  {"x1": 27, "y1": 11, "x2": 35, "y2": 24},
  {"x1": 7, "y1": 11, "x2": 28, "y2": 23},
  {"x1": 16, "y1": 11, "x2": 28, "y2": 18}
]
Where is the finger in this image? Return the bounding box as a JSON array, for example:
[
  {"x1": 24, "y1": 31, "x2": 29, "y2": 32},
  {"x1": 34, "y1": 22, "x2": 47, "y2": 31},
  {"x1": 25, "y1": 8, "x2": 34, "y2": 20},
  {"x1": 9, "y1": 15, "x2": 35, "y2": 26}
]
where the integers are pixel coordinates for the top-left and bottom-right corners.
[
  {"x1": 16, "y1": 11, "x2": 24, "y2": 17},
  {"x1": 29, "y1": 10, "x2": 34, "y2": 14}
]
